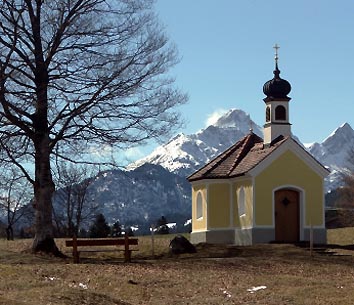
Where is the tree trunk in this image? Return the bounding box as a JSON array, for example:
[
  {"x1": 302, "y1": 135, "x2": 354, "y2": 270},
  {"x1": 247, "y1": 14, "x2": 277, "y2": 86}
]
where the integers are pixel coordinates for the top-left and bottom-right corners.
[
  {"x1": 29, "y1": 13, "x2": 64, "y2": 255},
  {"x1": 6, "y1": 226, "x2": 13, "y2": 241},
  {"x1": 31, "y1": 133, "x2": 64, "y2": 257}
]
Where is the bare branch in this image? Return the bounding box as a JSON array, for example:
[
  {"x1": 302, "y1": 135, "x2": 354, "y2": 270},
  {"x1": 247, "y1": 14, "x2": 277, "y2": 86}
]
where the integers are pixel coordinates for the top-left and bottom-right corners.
[{"x1": 0, "y1": 0, "x2": 186, "y2": 254}]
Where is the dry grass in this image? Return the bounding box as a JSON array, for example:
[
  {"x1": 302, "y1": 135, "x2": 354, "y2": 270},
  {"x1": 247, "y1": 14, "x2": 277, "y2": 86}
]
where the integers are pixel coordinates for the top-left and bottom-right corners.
[
  {"x1": 0, "y1": 230, "x2": 354, "y2": 304},
  {"x1": 327, "y1": 226, "x2": 354, "y2": 245}
]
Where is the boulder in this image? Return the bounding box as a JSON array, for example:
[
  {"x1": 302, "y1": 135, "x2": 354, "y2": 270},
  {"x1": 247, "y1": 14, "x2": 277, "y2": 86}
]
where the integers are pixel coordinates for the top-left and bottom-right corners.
[{"x1": 169, "y1": 235, "x2": 196, "y2": 254}]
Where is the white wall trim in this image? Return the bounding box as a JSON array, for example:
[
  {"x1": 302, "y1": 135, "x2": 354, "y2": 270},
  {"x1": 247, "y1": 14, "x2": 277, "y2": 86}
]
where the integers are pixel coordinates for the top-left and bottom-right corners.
[
  {"x1": 252, "y1": 176, "x2": 256, "y2": 227},
  {"x1": 229, "y1": 181, "x2": 233, "y2": 227},
  {"x1": 206, "y1": 183, "x2": 209, "y2": 230},
  {"x1": 320, "y1": 182, "x2": 326, "y2": 229}
]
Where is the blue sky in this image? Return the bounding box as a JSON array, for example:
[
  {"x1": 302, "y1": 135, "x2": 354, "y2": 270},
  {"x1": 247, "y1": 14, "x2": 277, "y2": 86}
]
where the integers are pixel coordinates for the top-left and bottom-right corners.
[{"x1": 124, "y1": 0, "x2": 354, "y2": 162}]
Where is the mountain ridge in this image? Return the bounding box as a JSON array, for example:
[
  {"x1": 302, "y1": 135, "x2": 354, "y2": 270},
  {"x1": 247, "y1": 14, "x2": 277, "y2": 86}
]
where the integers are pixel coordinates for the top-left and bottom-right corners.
[
  {"x1": 129, "y1": 109, "x2": 354, "y2": 192},
  {"x1": 128, "y1": 109, "x2": 263, "y2": 176}
]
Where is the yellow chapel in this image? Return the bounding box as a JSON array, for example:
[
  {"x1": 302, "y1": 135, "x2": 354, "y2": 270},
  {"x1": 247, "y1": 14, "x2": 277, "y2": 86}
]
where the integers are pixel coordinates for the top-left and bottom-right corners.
[{"x1": 187, "y1": 47, "x2": 329, "y2": 245}]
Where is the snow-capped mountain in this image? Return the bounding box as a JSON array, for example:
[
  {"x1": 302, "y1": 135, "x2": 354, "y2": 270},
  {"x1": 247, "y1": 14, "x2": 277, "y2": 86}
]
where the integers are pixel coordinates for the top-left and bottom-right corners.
[
  {"x1": 306, "y1": 122, "x2": 354, "y2": 190},
  {"x1": 129, "y1": 109, "x2": 354, "y2": 192},
  {"x1": 128, "y1": 109, "x2": 262, "y2": 176},
  {"x1": 307, "y1": 123, "x2": 354, "y2": 169}
]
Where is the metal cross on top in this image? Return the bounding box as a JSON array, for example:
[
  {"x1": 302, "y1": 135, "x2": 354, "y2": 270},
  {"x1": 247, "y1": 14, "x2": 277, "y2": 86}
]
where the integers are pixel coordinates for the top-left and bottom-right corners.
[
  {"x1": 273, "y1": 43, "x2": 280, "y2": 63},
  {"x1": 249, "y1": 116, "x2": 253, "y2": 133}
]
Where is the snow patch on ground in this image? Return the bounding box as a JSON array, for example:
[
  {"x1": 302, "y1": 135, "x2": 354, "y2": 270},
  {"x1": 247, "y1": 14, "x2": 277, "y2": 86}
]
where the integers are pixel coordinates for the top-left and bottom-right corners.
[{"x1": 247, "y1": 286, "x2": 267, "y2": 293}]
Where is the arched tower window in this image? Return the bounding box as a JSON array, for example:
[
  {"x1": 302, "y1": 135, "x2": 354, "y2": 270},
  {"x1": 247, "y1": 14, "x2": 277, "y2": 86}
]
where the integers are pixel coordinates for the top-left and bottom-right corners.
[
  {"x1": 266, "y1": 106, "x2": 270, "y2": 122},
  {"x1": 196, "y1": 192, "x2": 203, "y2": 219},
  {"x1": 275, "y1": 105, "x2": 286, "y2": 120}
]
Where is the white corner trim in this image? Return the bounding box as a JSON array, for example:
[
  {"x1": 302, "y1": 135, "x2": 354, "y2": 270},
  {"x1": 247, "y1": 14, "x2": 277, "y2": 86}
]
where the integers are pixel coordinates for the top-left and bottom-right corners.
[
  {"x1": 206, "y1": 183, "x2": 209, "y2": 230},
  {"x1": 230, "y1": 181, "x2": 233, "y2": 227},
  {"x1": 252, "y1": 176, "x2": 256, "y2": 227}
]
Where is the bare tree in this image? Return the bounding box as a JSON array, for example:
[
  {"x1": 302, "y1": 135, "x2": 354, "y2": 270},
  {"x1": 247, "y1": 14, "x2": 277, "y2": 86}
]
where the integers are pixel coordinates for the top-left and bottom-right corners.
[
  {"x1": 334, "y1": 147, "x2": 354, "y2": 226},
  {"x1": 0, "y1": 169, "x2": 32, "y2": 240},
  {"x1": 53, "y1": 162, "x2": 98, "y2": 237},
  {"x1": 0, "y1": 0, "x2": 186, "y2": 255},
  {"x1": 336, "y1": 174, "x2": 354, "y2": 207}
]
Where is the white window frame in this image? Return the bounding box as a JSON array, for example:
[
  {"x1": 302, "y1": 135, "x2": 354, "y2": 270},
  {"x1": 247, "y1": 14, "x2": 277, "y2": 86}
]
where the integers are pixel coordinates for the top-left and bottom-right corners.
[
  {"x1": 196, "y1": 191, "x2": 203, "y2": 220},
  {"x1": 238, "y1": 186, "x2": 246, "y2": 217}
]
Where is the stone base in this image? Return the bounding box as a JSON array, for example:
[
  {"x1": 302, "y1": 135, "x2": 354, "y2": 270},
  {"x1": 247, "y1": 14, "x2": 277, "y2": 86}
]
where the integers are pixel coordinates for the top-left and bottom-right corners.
[
  {"x1": 303, "y1": 227, "x2": 327, "y2": 244},
  {"x1": 191, "y1": 230, "x2": 234, "y2": 244},
  {"x1": 191, "y1": 227, "x2": 327, "y2": 245},
  {"x1": 235, "y1": 227, "x2": 275, "y2": 245}
]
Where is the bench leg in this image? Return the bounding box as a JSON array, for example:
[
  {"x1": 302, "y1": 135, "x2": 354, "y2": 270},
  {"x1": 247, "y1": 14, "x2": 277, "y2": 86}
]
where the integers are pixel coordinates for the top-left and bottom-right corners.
[
  {"x1": 73, "y1": 251, "x2": 80, "y2": 264},
  {"x1": 72, "y1": 235, "x2": 80, "y2": 263},
  {"x1": 124, "y1": 234, "x2": 132, "y2": 262},
  {"x1": 124, "y1": 250, "x2": 132, "y2": 263}
]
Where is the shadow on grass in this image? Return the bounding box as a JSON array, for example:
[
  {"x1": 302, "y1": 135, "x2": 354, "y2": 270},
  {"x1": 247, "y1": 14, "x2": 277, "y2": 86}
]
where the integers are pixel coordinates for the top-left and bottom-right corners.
[
  {"x1": 0, "y1": 248, "x2": 69, "y2": 265},
  {"x1": 50, "y1": 290, "x2": 132, "y2": 305},
  {"x1": 2, "y1": 240, "x2": 354, "y2": 269}
]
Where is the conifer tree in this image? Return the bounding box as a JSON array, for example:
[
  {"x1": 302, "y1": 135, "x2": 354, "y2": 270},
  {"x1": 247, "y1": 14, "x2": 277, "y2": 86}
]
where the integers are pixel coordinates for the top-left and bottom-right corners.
[
  {"x1": 111, "y1": 221, "x2": 122, "y2": 237},
  {"x1": 89, "y1": 214, "x2": 110, "y2": 238},
  {"x1": 156, "y1": 216, "x2": 169, "y2": 234}
]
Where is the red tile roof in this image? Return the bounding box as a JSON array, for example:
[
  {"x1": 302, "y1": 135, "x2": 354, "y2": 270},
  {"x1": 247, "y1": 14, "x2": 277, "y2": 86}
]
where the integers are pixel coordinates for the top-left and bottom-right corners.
[{"x1": 187, "y1": 132, "x2": 288, "y2": 182}]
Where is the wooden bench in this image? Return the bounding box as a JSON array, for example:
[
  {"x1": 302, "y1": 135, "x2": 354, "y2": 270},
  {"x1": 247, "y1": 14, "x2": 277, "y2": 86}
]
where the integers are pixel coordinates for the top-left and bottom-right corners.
[{"x1": 65, "y1": 234, "x2": 138, "y2": 263}]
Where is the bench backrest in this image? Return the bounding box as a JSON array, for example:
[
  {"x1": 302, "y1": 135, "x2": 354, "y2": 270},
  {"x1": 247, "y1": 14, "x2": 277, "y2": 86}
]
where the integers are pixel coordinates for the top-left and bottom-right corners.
[{"x1": 66, "y1": 237, "x2": 138, "y2": 247}]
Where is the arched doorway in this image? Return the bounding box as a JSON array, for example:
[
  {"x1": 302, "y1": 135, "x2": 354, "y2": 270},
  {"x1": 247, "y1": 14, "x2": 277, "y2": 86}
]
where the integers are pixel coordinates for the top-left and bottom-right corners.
[{"x1": 274, "y1": 189, "x2": 300, "y2": 242}]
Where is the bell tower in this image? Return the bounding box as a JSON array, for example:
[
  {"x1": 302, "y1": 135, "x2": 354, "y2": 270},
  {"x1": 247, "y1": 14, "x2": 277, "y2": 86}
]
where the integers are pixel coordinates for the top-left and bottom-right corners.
[{"x1": 263, "y1": 44, "x2": 292, "y2": 145}]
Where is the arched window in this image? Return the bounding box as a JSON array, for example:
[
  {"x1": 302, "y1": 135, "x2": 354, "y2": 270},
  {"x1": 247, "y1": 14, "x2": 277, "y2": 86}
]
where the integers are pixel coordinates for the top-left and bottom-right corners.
[
  {"x1": 196, "y1": 192, "x2": 203, "y2": 219},
  {"x1": 266, "y1": 106, "x2": 270, "y2": 122},
  {"x1": 275, "y1": 105, "x2": 286, "y2": 120},
  {"x1": 238, "y1": 187, "x2": 246, "y2": 217}
]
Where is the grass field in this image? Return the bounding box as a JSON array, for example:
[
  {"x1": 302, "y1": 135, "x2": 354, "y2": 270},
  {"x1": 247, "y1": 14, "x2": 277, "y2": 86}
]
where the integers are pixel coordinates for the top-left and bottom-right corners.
[{"x1": 1, "y1": 229, "x2": 354, "y2": 304}]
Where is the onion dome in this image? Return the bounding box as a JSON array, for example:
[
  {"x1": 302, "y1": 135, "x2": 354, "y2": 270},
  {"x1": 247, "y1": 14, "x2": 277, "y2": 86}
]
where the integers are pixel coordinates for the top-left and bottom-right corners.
[
  {"x1": 263, "y1": 65, "x2": 291, "y2": 100},
  {"x1": 263, "y1": 45, "x2": 291, "y2": 101}
]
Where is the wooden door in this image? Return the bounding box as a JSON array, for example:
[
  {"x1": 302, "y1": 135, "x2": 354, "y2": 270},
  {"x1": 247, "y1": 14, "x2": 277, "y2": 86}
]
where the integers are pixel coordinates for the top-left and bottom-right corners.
[{"x1": 274, "y1": 189, "x2": 300, "y2": 242}]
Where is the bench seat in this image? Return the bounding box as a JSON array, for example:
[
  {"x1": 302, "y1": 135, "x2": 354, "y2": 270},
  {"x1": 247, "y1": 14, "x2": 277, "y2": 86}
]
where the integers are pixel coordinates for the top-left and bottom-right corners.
[{"x1": 65, "y1": 235, "x2": 138, "y2": 263}]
